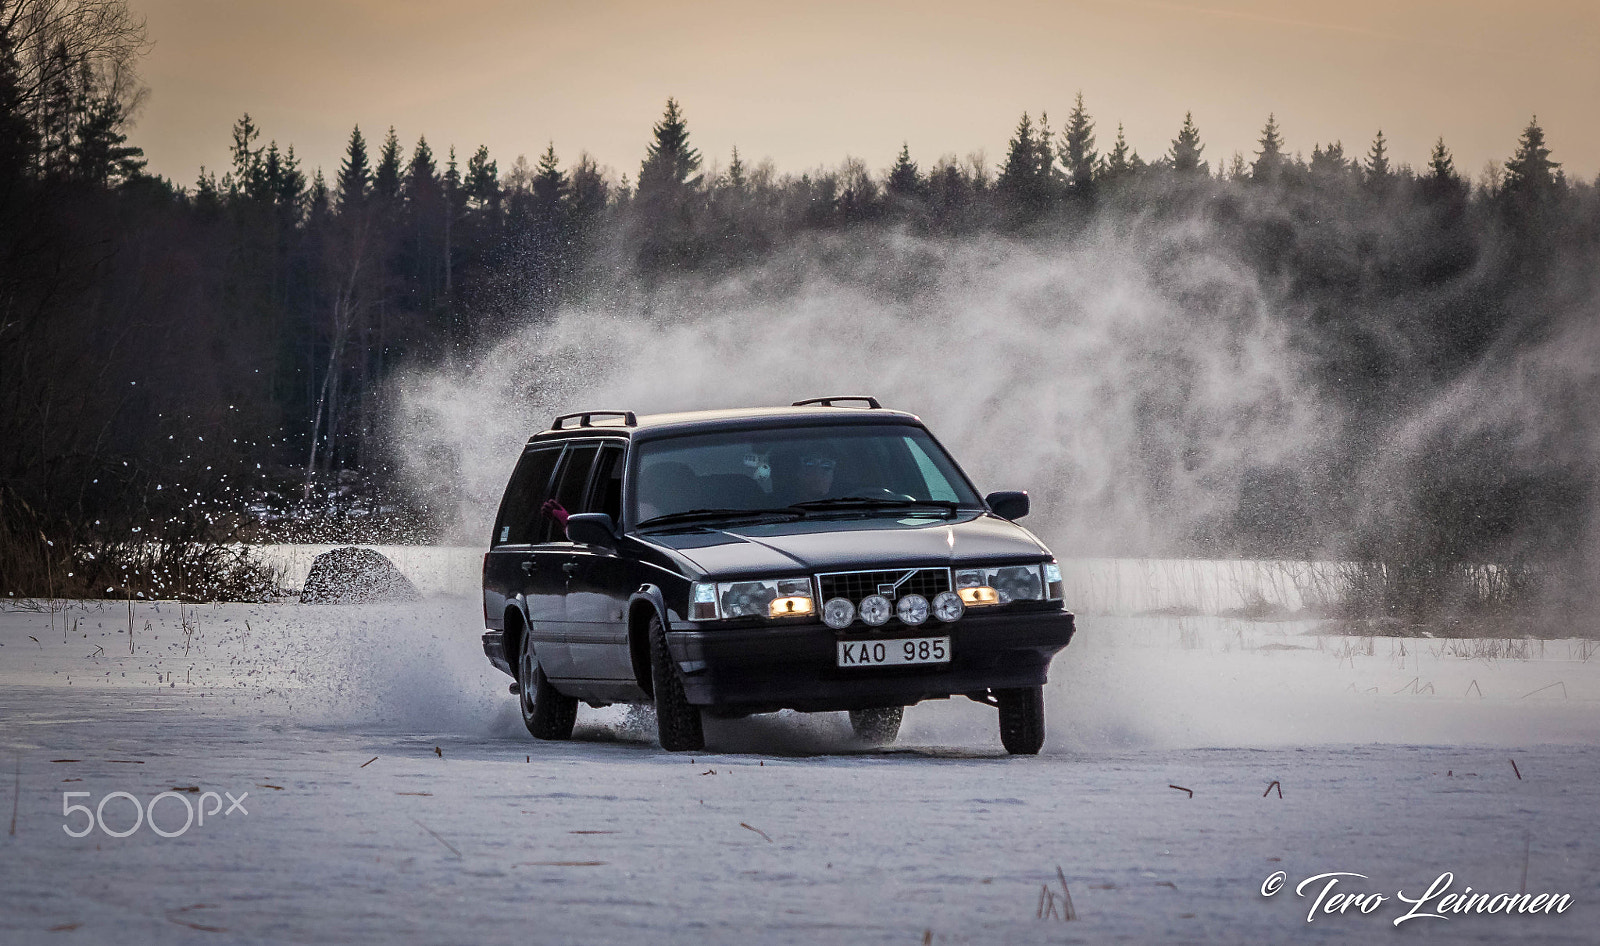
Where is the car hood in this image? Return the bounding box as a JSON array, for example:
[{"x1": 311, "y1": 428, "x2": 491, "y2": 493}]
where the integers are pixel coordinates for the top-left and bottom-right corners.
[{"x1": 638, "y1": 512, "x2": 1051, "y2": 577}]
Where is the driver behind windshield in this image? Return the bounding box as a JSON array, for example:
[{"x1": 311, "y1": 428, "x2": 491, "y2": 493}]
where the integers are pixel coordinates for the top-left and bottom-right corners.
[{"x1": 768, "y1": 444, "x2": 843, "y2": 505}]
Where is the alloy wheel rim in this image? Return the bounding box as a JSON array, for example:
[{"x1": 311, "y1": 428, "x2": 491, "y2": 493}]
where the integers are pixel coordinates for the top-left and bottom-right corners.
[{"x1": 519, "y1": 649, "x2": 536, "y2": 717}]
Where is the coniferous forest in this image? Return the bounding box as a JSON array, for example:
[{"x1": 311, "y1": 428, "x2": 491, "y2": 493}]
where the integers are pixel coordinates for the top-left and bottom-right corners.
[{"x1": 3, "y1": 2, "x2": 1600, "y2": 619}]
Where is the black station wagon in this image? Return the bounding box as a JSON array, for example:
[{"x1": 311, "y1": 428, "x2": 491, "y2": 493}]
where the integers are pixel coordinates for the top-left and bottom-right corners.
[{"x1": 481, "y1": 397, "x2": 1076, "y2": 754}]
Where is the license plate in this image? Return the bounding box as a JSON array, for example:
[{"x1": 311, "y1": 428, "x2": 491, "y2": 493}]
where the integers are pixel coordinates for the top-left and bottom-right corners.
[{"x1": 837, "y1": 637, "x2": 950, "y2": 667}]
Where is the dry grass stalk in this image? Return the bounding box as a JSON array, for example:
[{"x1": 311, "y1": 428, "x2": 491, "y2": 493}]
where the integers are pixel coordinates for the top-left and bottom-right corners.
[
  {"x1": 412, "y1": 818, "x2": 461, "y2": 858},
  {"x1": 739, "y1": 822, "x2": 772, "y2": 842}
]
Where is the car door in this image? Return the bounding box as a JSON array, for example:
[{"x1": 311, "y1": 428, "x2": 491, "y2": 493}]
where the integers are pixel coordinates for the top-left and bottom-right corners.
[
  {"x1": 540, "y1": 440, "x2": 601, "y2": 680},
  {"x1": 564, "y1": 442, "x2": 636, "y2": 680},
  {"x1": 485, "y1": 443, "x2": 569, "y2": 674}
]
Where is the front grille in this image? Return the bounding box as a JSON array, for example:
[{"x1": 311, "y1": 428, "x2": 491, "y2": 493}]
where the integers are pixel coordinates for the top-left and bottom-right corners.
[{"x1": 818, "y1": 568, "x2": 951, "y2": 606}]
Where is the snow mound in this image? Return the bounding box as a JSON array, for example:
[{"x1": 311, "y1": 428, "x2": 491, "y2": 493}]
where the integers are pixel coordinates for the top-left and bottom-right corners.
[{"x1": 299, "y1": 546, "x2": 421, "y2": 604}]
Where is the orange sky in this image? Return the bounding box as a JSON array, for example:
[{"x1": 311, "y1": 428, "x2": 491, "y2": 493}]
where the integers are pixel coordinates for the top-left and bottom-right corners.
[{"x1": 131, "y1": 0, "x2": 1600, "y2": 186}]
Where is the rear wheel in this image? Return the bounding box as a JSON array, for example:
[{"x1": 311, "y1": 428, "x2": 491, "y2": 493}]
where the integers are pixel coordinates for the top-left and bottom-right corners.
[
  {"x1": 518, "y1": 643, "x2": 578, "y2": 740},
  {"x1": 995, "y1": 686, "x2": 1044, "y2": 755},
  {"x1": 848, "y1": 706, "x2": 903, "y2": 745},
  {"x1": 648, "y1": 613, "x2": 704, "y2": 751}
]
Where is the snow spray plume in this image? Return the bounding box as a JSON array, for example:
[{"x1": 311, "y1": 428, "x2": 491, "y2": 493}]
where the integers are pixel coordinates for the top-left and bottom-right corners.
[
  {"x1": 390, "y1": 193, "x2": 1600, "y2": 624},
  {"x1": 390, "y1": 224, "x2": 1327, "y2": 558}
]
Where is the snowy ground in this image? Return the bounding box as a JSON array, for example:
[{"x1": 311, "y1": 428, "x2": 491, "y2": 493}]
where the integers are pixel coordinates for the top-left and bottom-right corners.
[{"x1": 2, "y1": 560, "x2": 1598, "y2": 943}]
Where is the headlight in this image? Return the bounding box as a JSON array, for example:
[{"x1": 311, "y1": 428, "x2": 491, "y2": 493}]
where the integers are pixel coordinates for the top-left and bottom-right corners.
[
  {"x1": 695, "y1": 577, "x2": 815, "y2": 620},
  {"x1": 955, "y1": 565, "x2": 1048, "y2": 604}
]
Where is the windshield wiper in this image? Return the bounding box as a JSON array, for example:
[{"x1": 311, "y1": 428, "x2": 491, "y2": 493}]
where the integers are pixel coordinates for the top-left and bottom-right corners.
[
  {"x1": 788, "y1": 497, "x2": 963, "y2": 516},
  {"x1": 636, "y1": 507, "x2": 803, "y2": 529}
]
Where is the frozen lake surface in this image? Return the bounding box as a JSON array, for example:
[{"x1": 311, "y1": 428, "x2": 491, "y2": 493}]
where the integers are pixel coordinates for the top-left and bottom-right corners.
[{"x1": 2, "y1": 572, "x2": 1597, "y2": 943}]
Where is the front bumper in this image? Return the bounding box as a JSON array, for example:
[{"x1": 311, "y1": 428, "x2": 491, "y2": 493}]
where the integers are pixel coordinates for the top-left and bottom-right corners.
[{"x1": 666, "y1": 609, "x2": 1075, "y2": 713}]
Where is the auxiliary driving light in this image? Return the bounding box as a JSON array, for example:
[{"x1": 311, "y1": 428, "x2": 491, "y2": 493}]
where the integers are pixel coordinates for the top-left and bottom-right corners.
[
  {"x1": 858, "y1": 594, "x2": 892, "y2": 626},
  {"x1": 896, "y1": 594, "x2": 930, "y2": 626},
  {"x1": 932, "y1": 590, "x2": 965, "y2": 622},
  {"x1": 957, "y1": 586, "x2": 1000, "y2": 607},
  {"x1": 822, "y1": 597, "x2": 856, "y2": 629},
  {"x1": 769, "y1": 595, "x2": 815, "y2": 618}
]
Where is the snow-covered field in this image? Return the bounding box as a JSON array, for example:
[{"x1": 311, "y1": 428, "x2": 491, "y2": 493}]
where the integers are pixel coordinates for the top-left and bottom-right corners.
[{"x1": 2, "y1": 552, "x2": 1598, "y2": 943}]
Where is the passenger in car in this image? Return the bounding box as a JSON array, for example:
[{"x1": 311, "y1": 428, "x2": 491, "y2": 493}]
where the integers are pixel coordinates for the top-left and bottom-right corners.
[{"x1": 541, "y1": 498, "x2": 569, "y2": 539}]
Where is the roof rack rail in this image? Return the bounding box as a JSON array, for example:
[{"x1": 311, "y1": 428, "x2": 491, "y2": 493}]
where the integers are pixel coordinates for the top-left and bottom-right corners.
[
  {"x1": 552, "y1": 410, "x2": 638, "y2": 430},
  {"x1": 792, "y1": 395, "x2": 882, "y2": 410}
]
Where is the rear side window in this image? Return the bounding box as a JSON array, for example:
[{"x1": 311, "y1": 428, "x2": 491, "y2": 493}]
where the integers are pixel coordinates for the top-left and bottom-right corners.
[
  {"x1": 493, "y1": 447, "x2": 561, "y2": 546},
  {"x1": 539, "y1": 443, "x2": 601, "y2": 543},
  {"x1": 586, "y1": 444, "x2": 626, "y2": 522}
]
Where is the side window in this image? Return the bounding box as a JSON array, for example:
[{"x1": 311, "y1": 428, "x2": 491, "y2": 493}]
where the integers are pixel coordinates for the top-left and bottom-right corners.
[
  {"x1": 492, "y1": 447, "x2": 562, "y2": 546},
  {"x1": 538, "y1": 443, "x2": 600, "y2": 543},
  {"x1": 585, "y1": 445, "x2": 626, "y2": 522}
]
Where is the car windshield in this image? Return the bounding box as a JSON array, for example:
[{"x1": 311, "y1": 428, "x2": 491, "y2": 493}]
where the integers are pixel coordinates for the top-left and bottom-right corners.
[{"x1": 631, "y1": 424, "x2": 983, "y2": 526}]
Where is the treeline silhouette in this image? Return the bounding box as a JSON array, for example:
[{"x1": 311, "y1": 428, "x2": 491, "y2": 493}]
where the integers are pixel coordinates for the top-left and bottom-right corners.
[{"x1": 3, "y1": 1, "x2": 1599, "y2": 611}]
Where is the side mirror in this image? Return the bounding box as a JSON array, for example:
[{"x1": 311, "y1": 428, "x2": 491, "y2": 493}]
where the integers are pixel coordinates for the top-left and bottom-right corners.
[
  {"x1": 566, "y1": 513, "x2": 618, "y2": 549},
  {"x1": 985, "y1": 490, "x2": 1030, "y2": 521}
]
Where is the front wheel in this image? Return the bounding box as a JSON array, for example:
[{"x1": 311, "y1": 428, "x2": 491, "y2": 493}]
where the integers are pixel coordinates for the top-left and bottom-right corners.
[
  {"x1": 648, "y1": 613, "x2": 704, "y2": 751},
  {"x1": 519, "y1": 643, "x2": 577, "y2": 740},
  {"x1": 848, "y1": 707, "x2": 903, "y2": 745},
  {"x1": 995, "y1": 686, "x2": 1045, "y2": 755}
]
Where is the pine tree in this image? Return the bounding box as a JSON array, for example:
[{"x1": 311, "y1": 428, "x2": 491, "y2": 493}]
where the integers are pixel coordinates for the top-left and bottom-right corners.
[
  {"x1": 1309, "y1": 141, "x2": 1350, "y2": 183},
  {"x1": 444, "y1": 146, "x2": 462, "y2": 203},
  {"x1": 568, "y1": 152, "x2": 608, "y2": 223},
  {"x1": 274, "y1": 144, "x2": 306, "y2": 214},
  {"x1": 532, "y1": 142, "x2": 566, "y2": 209},
  {"x1": 193, "y1": 166, "x2": 221, "y2": 214},
  {"x1": 1099, "y1": 124, "x2": 1135, "y2": 185},
  {"x1": 464, "y1": 144, "x2": 499, "y2": 213},
  {"x1": 1426, "y1": 137, "x2": 1456, "y2": 181},
  {"x1": 373, "y1": 127, "x2": 403, "y2": 200},
  {"x1": 336, "y1": 125, "x2": 370, "y2": 210},
  {"x1": 1420, "y1": 137, "x2": 1466, "y2": 201},
  {"x1": 636, "y1": 98, "x2": 701, "y2": 202},
  {"x1": 1168, "y1": 112, "x2": 1205, "y2": 176},
  {"x1": 307, "y1": 168, "x2": 330, "y2": 221},
  {"x1": 406, "y1": 136, "x2": 438, "y2": 198},
  {"x1": 997, "y1": 112, "x2": 1050, "y2": 212},
  {"x1": 1502, "y1": 116, "x2": 1560, "y2": 203},
  {"x1": 1363, "y1": 130, "x2": 1392, "y2": 186},
  {"x1": 1059, "y1": 92, "x2": 1097, "y2": 195},
  {"x1": 725, "y1": 145, "x2": 747, "y2": 194},
  {"x1": 1250, "y1": 114, "x2": 1286, "y2": 184},
  {"x1": 0, "y1": 22, "x2": 35, "y2": 190},
  {"x1": 35, "y1": 40, "x2": 76, "y2": 179},
  {"x1": 67, "y1": 93, "x2": 144, "y2": 185},
  {"x1": 886, "y1": 142, "x2": 921, "y2": 198},
  {"x1": 1226, "y1": 152, "x2": 1248, "y2": 181},
  {"x1": 229, "y1": 113, "x2": 266, "y2": 200}
]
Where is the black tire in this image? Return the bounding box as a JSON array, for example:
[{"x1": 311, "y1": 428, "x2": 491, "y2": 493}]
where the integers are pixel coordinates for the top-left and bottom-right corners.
[
  {"x1": 848, "y1": 706, "x2": 903, "y2": 745},
  {"x1": 518, "y1": 642, "x2": 578, "y2": 740},
  {"x1": 648, "y1": 613, "x2": 704, "y2": 751},
  {"x1": 995, "y1": 685, "x2": 1045, "y2": 755}
]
